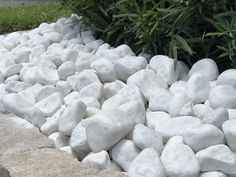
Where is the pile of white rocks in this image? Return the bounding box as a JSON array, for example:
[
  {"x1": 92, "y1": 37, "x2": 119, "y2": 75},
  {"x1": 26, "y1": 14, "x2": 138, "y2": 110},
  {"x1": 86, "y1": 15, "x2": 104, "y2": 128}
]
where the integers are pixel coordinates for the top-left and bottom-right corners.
[{"x1": 1, "y1": 14, "x2": 236, "y2": 177}]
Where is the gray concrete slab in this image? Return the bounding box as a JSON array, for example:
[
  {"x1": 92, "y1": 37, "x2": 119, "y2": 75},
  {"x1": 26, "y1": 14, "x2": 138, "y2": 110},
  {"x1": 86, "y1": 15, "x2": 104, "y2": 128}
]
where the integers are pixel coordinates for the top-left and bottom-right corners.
[{"x1": 0, "y1": 0, "x2": 54, "y2": 7}]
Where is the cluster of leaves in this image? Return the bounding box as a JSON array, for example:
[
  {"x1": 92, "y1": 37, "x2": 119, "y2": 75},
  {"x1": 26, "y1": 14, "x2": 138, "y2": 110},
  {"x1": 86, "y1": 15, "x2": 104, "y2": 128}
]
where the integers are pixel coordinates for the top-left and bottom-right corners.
[
  {"x1": 60, "y1": 0, "x2": 236, "y2": 70},
  {"x1": 0, "y1": 3, "x2": 71, "y2": 34}
]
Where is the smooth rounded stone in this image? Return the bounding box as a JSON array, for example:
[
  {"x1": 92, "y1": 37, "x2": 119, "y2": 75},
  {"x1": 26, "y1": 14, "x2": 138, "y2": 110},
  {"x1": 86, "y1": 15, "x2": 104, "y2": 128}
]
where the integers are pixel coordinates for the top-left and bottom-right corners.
[
  {"x1": 38, "y1": 22, "x2": 54, "y2": 34},
  {"x1": 178, "y1": 101, "x2": 194, "y2": 116},
  {"x1": 31, "y1": 57, "x2": 57, "y2": 69},
  {"x1": 149, "y1": 55, "x2": 180, "y2": 85},
  {"x1": 58, "y1": 61, "x2": 76, "y2": 80},
  {"x1": 30, "y1": 44, "x2": 46, "y2": 58},
  {"x1": 43, "y1": 32, "x2": 62, "y2": 43},
  {"x1": 48, "y1": 132, "x2": 69, "y2": 149},
  {"x1": 102, "y1": 94, "x2": 128, "y2": 110},
  {"x1": 81, "y1": 97, "x2": 100, "y2": 109},
  {"x1": 169, "y1": 81, "x2": 187, "y2": 95},
  {"x1": 86, "y1": 109, "x2": 133, "y2": 152},
  {"x1": 168, "y1": 92, "x2": 192, "y2": 117},
  {"x1": 161, "y1": 136, "x2": 200, "y2": 177},
  {"x1": 217, "y1": 69, "x2": 236, "y2": 89},
  {"x1": 128, "y1": 147, "x2": 167, "y2": 177},
  {"x1": 27, "y1": 34, "x2": 50, "y2": 48},
  {"x1": 24, "y1": 106, "x2": 46, "y2": 128},
  {"x1": 103, "y1": 80, "x2": 126, "y2": 99},
  {"x1": 70, "y1": 122, "x2": 91, "y2": 160},
  {"x1": 56, "y1": 81, "x2": 72, "y2": 96},
  {"x1": 118, "y1": 101, "x2": 145, "y2": 125},
  {"x1": 127, "y1": 69, "x2": 168, "y2": 100},
  {"x1": 95, "y1": 43, "x2": 111, "y2": 56},
  {"x1": 66, "y1": 38, "x2": 83, "y2": 48},
  {"x1": 178, "y1": 61, "x2": 190, "y2": 81},
  {"x1": 115, "y1": 44, "x2": 135, "y2": 57},
  {"x1": 97, "y1": 48, "x2": 120, "y2": 64},
  {"x1": 33, "y1": 85, "x2": 57, "y2": 102},
  {"x1": 5, "y1": 81, "x2": 31, "y2": 93},
  {"x1": 60, "y1": 146, "x2": 72, "y2": 154},
  {"x1": 149, "y1": 88, "x2": 173, "y2": 112},
  {"x1": 80, "y1": 82, "x2": 103, "y2": 100},
  {"x1": 110, "y1": 139, "x2": 140, "y2": 172},
  {"x1": 199, "y1": 171, "x2": 228, "y2": 177},
  {"x1": 2, "y1": 93, "x2": 32, "y2": 117},
  {"x1": 35, "y1": 92, "x2": 63, "y2": 117},
  {"x1": 145, "y1": 111, "x2": 171, "y2": 129},
  {"x1": 61, "y1": 49, "x2": 79, "y2": 63},
  {"x1": 63, "y1": 91, "x2": 80, "y2": 105},
  {"x1": 85, "y1": 107, "x2": 101, "y2": 118},
  {"x1": 82, "y1": 151, "x2": 110, "y2": 170},
  {"x1": 58, "y1": 100, "x2": 86, "y2": 136},
  {"x1": 75, "y1": 52, "x2": 98, "y2": 72},
  {"x1": 1, "y1": 32, "x2": 21, "y2": 50},
  {"x1": 5, "y1": 74, "x2": 19, "y2": 82},
  {"x1": 189, "y1": 58, "x2": 219, "y2": 81},
  {"x1": 210, "y1": 81, "x2": 217, "y2": 89},
  {"x1": 228, "y1": 109, "x2": 236, "y2": 119},
  {"x1": 193, "y1": 104, "x2": 213, "y2": 119},
  {"x1": 222, "y1": 119, "x2": 236, "y2": 151},
  {"x1": 40, "y1": 106, "x2": 65, "y2": 136},
  {"x1": 132, "y1": 124, "x2": 163, "y2": 154},
  {"x1": 67, "y1": 69, "x2": 100, "y2": 91},
  {"x1": 91, "y1": 58, "x2": 117, "y2": 83},
  {"x1": 3, "y1": 63, "x2": 22, "y2": 78},
  {"x1": 86, "y1": 39, "x2": 104, "y2": 51},
  {"x1": 82, "y1": 35, "x2": 96, "y2": 45},
  {"x1": 114, "y1": 56, "x2": 147, "y2": 82},
  {"x1": 209, "y1": 85, "x2": 236, "y2": 109},
  {"x1": 202, "y1": 107, "x2": 228, "y2": 128},
  {"x1": 185, "y1": 73, "x2": 211, "y2": 104},
  {"x1": 20, "y1": 65, "x2": 59, "y2": 86},
  {"x1": 196, "y1": 144, "x2": 236, "y2": 174}
]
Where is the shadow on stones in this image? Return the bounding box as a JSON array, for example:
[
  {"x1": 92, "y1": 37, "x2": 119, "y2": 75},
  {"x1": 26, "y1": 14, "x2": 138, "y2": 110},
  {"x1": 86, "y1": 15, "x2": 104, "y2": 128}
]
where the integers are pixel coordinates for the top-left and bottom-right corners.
[{"x1": 0, "y1": 167, "x2": 11, "y2": 177}]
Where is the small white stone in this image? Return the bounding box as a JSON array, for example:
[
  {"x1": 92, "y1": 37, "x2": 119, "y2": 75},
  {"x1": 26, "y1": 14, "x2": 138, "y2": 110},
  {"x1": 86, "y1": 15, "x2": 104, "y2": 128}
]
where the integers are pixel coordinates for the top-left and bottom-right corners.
[
  {"x1": 222, "y1": 119, "x2": 236, "y2": 151},
  {"x1": 145, "y1": 111, "x2": 171, "y2": 129},
  {"x1": 80, "y1": 82, "x2": 103, "y2": 100},
  {"x1": 193, "y1": 104, "x2": 213, "y2": 119},
  {"x1": 115, "y1": 44, "x2": 135, "y2": 57},
  {"x1": 60, "y1": 48, "x2": 78, "y2": 63},
  {"x1": 58, "y1": 100, "x2": 86, "y2": 136},
  {"x1": 5, "y1": 81, "x2": 31, "y2": 93},
  {"x1": 82, "y1": 151, "x2": 110, "y2": 170},
  {"x1": 128, "y1": 148, "x2": 167, "y2": 177},
  {"x1": 103, "y1": 80, "x2": 126, "y2": 99},
  {"x1": 63, "y1": 91, "x2": 80, "y2": 105},
  {"x1": 48, "y1": 132, "x2": 69, "y2": 149},
  {"x1": 75, "y1": 52, "x2": 98, "y2": 72},
  {"x1": 24, "y1": 106, "x2": 46, "y2": 128},
  {"x1": 43, "y1": 32, "x2": 62, "y2": 43},
  {"x1": 217, "y1": 69, "x2": 236, "y2": 89},
  {"x1": 30, "y1": 44, "x2": 46, "y2": 58},
  {"x1": 1, "y1": 32, "x2": 21, "y2": 50},
  {"x1": 35, "y1": 85, "x2": 57, "y2": 102},
  {"x1": 58, "y1": 61, "x2": 76, "y2": 80},
  {"x1": 228, "y1": 109, "x2": 236, "y2": 119},
  {"x1": 80, "y1": 97, "x2": 100, "y2": 108},
  {"x1": 199, "y1": 171, "x2": 227, "y2": 177},
  {"x1": 4, "y1": 64, "x2": 22, "y2": 78},
  {"x1": 60, "y1": 146, "x2": 72, "y2": 154},
  {"x1": 189, "y1": 58, "x2": 219, "y2": 81},
  {"x1": 5, "y1": 74, "x2": 19, "y2": 82},
  {"x1": 56, "y1": 81, "x2": 72, "y2": 96},
  {"x1": 102, "y1": 94, "x2": 128, "y2": 110},
  {"x1": 86, "y1": 39, "x2": 104, "y2": 51},
  {"x1": 110, "y1": 139, "x2": 140, "y2": 172},
  {"x1": 169, "y1": 81, "x2": 187, "y2": 95},
  {"x1": 85, "y1": 107, "x2": 101, "y2": 118}
]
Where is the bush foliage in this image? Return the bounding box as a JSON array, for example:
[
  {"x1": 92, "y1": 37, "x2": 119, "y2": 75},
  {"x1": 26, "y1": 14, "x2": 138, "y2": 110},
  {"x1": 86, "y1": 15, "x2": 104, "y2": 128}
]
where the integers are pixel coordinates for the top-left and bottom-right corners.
[{"x1": 60, "y1": 0, "x2": 236, "y2": 70}]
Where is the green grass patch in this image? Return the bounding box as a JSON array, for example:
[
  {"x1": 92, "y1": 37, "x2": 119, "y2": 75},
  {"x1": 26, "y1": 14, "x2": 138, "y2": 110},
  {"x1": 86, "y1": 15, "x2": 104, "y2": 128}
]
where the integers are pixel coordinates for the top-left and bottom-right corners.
[{"x1": 0, "y1": 3, "x2": 72, "y2": 34}]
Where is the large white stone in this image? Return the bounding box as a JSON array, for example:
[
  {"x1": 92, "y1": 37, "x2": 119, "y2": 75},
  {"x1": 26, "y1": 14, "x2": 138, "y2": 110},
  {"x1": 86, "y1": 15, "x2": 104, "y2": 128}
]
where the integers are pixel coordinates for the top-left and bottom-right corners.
[
  {"x1": 199, "y1": 172, "x2": 227, "y2": 177},
  {"x1": 127, "y1": 69, "x2": 168, "y2": 100},
  {"x1": 48, "y1": 132, "x2": 69, "y2": 149},
  {"x1": 1, "y1": 32, "x2": 21, "y2": 50},
  {"x1": 185, "y1": 73, "x2": 210, "y2": 104},
  {"x1": 209, "y1": 85, "x2": 236, "y2": 109},
  {"x1": 196, "y1": 144, "x2": 236, "y2": 174},
  {"x1": 103, "y1": 80, "x2": 126, "y2": 99},
  {"x1": 132, "y1": 124, "x2": 163, "y2": 154},
  {"x1": 189, "y1": 58, "x2": 219, "y2": 81},
  {"x1": 58, "y1": 61, "x2": 76, "y2": 80},
  {"x1": 149, "y1": 88, "x2": 173, "y2": 112},
  {"x1": 222, "y1": 119, "x2": 236, "y2": 151},
  {"x1": 86, "y1": 109, "x2": 133, "y2": 152},
  {"x1": 145, "y1": 111, "x2": 171, "y2": 129},
  {"x1": 161, "y1": 136, "x2": 199, "y2": 177},
  {"x1": 5, "y1": 81, "x2": 31, "y2": 93},
  {"x1": 149, "y1": 55, "x2": 180, "y2": 85},
  {"x1": 128, "y1": 147, "x2": 167, "y2": 177},
  {"x1": 110, "y1": 139, "x2": 140, "y2": 172},
  {"x1": 82, "y1": 151, "x2": 110, "y2": 170},
  {"x1": 56, "y1": 81, "x2": 72, "y2": 96},
  {"x1": 114, "y1": 56, "x2": 147, "y2": 82},
  {"x1": 217, "y1": 69, "x2": 236, "y2": 89},
  {"x1": 58, "y1": 100, "x2": 86, "y2": 136},
  {"x1": 35, "y1": 92, "x2": 63, "y2": 117}
]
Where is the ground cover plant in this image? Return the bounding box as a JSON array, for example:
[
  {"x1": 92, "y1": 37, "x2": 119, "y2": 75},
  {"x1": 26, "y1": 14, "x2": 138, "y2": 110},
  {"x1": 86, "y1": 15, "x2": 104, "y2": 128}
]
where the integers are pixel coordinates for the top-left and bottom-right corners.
[{"x1": 59, "y1": 0, "x2": 236, "y2": 71}]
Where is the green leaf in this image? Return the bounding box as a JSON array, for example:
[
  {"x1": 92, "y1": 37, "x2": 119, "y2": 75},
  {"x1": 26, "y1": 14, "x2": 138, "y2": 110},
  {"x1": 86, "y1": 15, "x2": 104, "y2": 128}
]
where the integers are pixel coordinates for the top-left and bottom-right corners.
[{"x1": 174, "y1": 35, "x2": 193, "y2": 55}]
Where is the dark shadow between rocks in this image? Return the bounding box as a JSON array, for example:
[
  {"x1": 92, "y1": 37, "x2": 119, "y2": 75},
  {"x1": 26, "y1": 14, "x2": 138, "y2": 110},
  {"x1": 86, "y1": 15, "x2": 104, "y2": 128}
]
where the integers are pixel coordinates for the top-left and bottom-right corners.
[{"x1": 0, "y1": 166, "x2": 11, "y2": 177}]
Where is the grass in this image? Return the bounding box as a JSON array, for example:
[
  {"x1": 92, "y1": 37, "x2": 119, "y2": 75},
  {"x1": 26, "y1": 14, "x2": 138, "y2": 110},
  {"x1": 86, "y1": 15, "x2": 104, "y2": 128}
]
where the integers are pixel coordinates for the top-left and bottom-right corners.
[{"x1": 0, "y1": 3, "x2": 72, "y2": 34}]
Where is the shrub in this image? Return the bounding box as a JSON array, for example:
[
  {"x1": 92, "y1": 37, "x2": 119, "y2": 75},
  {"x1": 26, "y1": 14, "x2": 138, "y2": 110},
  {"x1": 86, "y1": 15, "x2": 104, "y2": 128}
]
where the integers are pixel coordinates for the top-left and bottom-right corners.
[{"x1": 60, "y1": 0, "x2": 236, "y2": 71}]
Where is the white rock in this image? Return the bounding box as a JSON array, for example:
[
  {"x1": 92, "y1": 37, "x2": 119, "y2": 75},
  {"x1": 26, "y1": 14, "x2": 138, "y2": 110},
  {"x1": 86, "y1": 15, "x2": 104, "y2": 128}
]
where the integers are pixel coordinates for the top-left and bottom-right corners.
[
  {"x1": 34, "y1": 85, "x2": 57, "y2": 102},
  {"x1": 196, "y1": 144, "x2": 236, "y2": 174},
  {"x1": 209, "y1": 85, "x2": 236, "y2": 109},
  {"x1": 97, "y1": 49, "x2": 120, "y2": 63},
  {"x1": 56, "y1": 81, "x2": 72, "y2": 96},
  {"x1": 63, "y1": 91, "x2": 80, "y2": 105},
  {"x1": 24, "y1": 106, "x2": 46, "y2": 128},
  {"x1": 189, "y1": 58, "x2": 219, "y2": 81},
  {"x1": 30, "y1": 44, "x2": 46, "y2": 58},
  {"x1": 102, "y1": 94, "x2": 128, "y2": 110},
  {"x1": 85, "y1": 107, "x2": 101, "y2": 118},
  {"x1": 80, "y1": 82, "x2": 103, "y2": 100},
  {"x1": 228, "y1": 109, "x2": 236, "y2": 119},
  {"x1": 86, "y1": 109, "x2": 133, "y2": 152},
  {"x1": 61, "y1": 48, "x2": 79, "y2": 63},
  {"x1": 75, "y1": 52, "x2": 98, "y2": 72},
  {"x1": 48, "y1": 132, "x2": 69, "y2": 149},
  {"x1": 86, "y1": 39, "x2": 104, "y2": 51},
  {"x1": 185, "y1": 73, "x2": 210, "y2": 104},
  {"x1": 1, "y1": 32, "x2": 21, "y2": 50},
  {"x1": 145, "y1": 111, "x2": 171, "y2": 129},
  {"x1": 169, "y1": 81, "x2": 187, "y2": 95},
  {"x1": 3, "y1": 64, "x2": 22, "y2": 78},
  {"x1": 95, "y1": 43, "x2": 111, "y2": 57},
  {"x1": 38, "y1": 23, "x2": 54, "y2": 34},
  {"x1": 110, "y1": 139, "x2": 140, "y2": 171},
  {"x1": 193, "y1": 104, "x2": 213, "y2": 119},
  {"x1": 127, "y1": 69, "x2": 168, "y2": 100},
  {"x1": 199, "y1": 171, "x2": 227, "y2": 177},
  {"x1": 5, "y1": 74, "x2": 19, "y2": 82},
  {"x1": 114, "y1": 56, "x2": 147, "y2": 82},
  {"x1": 149, "y1": 55, "x2": 180, "y2": 85},
  {"x1": 27, "y1": 34, "x2": 50, "y2": 48},
  {"x1": 43, "y1": 32, "x2": 62, "y2": 43},
  {"x1": 202, "y1": 107, "x2": 228, "y2": 128},
  {"x1": 149, "y1": 88, "x2": 173, "y2": 112},
  {"x1": 103, "y1": 80, "x2": 126, "y2": 99},
  {"x1": 82, "y1": 151, "x2": 110, "y2": 170},
  {"x1": 132, "y1": 124, "x2": 163, "y2": 154},
  {"x1": 58, "y1": 100, "x2": 86, "y2": 136},
  {"x1": 35, "y1": 92, "x2": 63, "y2": 117},
  {"x1": 5, "y1": 81, "x2": 31, "y2": 93},
  {"x1": 106, "y1": 161, "x2": 123, "y2": 172},
  {"x1": 115, "y1": 44, "x2": 135, "y2": 57},
  {"x1": 60, "y1": 146, "x2": 72, "y2": 154},
  {"x1": 58, "y1": 61, "x2": 76, "y2": 80},
  {"x1": 80, "y1": 97, "x2": 100, "y2": 108},
  {"x1": 161, "y1": 136, "x2": 200, "y2": 177},
  {"x1": 128, "y1": 147, "x2": 167, "y2": 177},
  {"x1": 217, "y1": 69, "x2": 236, "y2": 89},
  {"x1": 91, "y1": 58, "x2": 117, "y2": 83},
  {"x1": 222, "y1": 119, "x2": 236, "y2": 151}
]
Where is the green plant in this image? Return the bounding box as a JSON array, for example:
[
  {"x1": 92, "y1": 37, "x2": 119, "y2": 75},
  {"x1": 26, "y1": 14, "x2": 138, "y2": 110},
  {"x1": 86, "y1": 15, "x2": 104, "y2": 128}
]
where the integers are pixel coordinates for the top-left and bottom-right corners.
[{"x1": 60, "y1": 0, "x2": 236, "y2": 70}]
